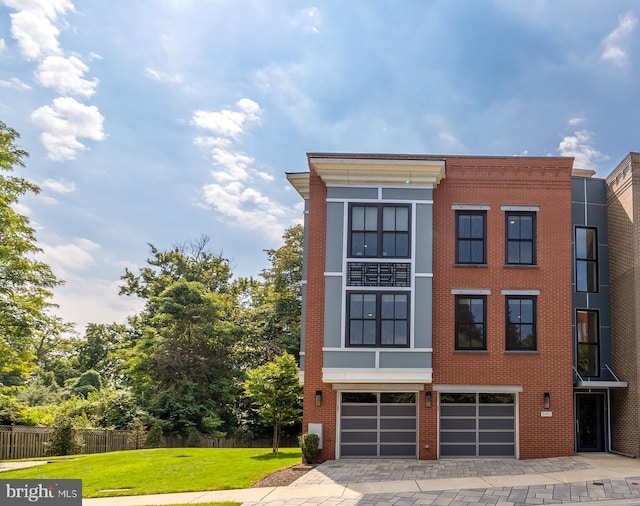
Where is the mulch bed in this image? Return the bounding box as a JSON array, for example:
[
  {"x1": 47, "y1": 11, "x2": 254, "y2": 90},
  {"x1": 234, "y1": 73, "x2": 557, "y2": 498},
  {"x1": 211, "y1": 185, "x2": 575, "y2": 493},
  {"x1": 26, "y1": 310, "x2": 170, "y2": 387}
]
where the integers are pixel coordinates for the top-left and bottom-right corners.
[{"x1": 252, "y1": 465, "x2": 310, "y2": 487}]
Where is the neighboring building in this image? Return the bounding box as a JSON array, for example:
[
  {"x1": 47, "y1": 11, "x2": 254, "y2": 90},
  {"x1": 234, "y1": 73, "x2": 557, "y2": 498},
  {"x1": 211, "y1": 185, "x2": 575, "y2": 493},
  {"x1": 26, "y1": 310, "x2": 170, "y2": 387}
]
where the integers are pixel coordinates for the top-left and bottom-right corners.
[
  {"x1": 607, "y1": 153, "x2": 640, "y2": 457},
  {"x1": 287, "y1": 152, "x2": 635, "y2": 461}
]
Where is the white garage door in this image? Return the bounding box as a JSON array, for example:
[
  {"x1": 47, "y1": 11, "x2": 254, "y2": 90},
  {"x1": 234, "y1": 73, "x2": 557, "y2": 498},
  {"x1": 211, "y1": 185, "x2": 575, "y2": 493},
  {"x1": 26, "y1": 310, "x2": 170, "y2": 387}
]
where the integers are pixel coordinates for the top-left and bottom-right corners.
[
  {"x1": 340, "y1": 392, "x2": 417, "y2": 458},
  {"x1": 439, "y1": 393, "x2": 516, "y2": 458}
]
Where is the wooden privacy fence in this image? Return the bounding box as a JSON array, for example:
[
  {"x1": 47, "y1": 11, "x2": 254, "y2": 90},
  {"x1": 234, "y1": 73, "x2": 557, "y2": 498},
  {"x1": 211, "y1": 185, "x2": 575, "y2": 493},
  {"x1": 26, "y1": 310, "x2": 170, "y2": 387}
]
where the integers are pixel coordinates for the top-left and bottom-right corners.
[{"x1": 0, "y1": 425, "x2": 298, "y2": 460}]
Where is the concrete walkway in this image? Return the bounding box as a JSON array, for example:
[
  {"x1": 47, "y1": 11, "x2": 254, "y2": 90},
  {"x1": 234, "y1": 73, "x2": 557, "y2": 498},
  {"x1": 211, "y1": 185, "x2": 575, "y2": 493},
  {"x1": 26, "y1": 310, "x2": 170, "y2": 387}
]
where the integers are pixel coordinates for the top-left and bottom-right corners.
[{"x1": 7, "y1": 454, "x2": 640, "y2": 505}]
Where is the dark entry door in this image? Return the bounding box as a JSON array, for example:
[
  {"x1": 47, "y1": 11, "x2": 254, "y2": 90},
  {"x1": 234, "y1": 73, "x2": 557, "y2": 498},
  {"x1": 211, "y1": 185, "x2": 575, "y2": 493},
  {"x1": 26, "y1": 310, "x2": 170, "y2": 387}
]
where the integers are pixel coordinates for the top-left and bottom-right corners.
[{"x1": 576, "y1": 394, "x2": 604, "y2": 452}]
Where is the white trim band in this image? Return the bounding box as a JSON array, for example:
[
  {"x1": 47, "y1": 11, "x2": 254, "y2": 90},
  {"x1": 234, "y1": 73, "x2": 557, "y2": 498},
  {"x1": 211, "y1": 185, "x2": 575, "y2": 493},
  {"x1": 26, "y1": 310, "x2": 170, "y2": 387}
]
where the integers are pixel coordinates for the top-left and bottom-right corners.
[
  {"x1": 433, "y1": 384, "x2": 523, "y2": 393},
  {"x1": 451, "y1": 289, "x2": 491, "y2": 295},
  {"x1": 451, "y1": 204, "x2": 491, "y2": 210},
  {"x1": 323, "y1": 368, "x2": 432, "y2": 384},
  {"x1": 501, "y1": 205, "x2": 540, "y2": 212}
]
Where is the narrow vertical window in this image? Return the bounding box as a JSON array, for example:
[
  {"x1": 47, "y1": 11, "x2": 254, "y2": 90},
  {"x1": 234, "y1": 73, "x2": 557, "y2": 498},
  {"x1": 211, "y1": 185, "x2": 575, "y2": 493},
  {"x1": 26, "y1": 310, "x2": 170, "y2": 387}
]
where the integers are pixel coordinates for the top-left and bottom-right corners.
[
  {"x1": 456, "y1": 212, "x2": 486, "y2": 264},
  {"x1": 575, "y1": 227, "x2": 598, "y2": 292},
  {"x1": 455, "y1": 296, "x2": 486, "y2": 350},
  {"x1": 576, "y1": 310, "x2": 599, "y2": 377},
  {"x1": 506, "y1": 212, "x2": 536, "y2": 265},
  {"x1": 506, "y1": 296, "x2": 536, "y2": 350}
]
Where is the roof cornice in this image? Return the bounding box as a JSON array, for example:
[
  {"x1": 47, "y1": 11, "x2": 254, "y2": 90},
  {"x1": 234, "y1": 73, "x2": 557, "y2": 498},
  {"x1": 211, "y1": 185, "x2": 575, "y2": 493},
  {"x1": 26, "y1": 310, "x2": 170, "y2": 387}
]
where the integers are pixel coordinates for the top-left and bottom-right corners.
[{"x1": 308, "y1": 155, "x2": 446, "y2": 187}]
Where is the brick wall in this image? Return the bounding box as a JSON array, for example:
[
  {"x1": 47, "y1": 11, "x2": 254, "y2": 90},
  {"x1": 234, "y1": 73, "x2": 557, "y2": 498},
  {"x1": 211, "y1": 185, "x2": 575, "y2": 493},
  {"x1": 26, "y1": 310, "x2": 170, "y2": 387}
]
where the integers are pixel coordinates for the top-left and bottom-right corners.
[
  {"x1": 607, "y1": 153, "x2": 640, "y2": 456},
  {"x1": 432, "y1": 156, "x2": 575, "y2": 458},
  {"x1": 301, "y1": 167, "x2": 336, "y2": 461}
]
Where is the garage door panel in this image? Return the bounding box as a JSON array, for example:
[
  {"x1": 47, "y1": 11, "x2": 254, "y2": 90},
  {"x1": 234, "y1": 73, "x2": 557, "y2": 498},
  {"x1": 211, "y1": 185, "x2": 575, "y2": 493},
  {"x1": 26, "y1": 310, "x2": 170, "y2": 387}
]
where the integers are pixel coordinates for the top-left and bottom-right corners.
[
  {"x1": 342, "y1": 405, "x2": 377, "y2": 416},
  {"x1": 380, "y1": 431, "x2": 416, "y2": 443},
  {"x1": 341, "y1": 432, "x2": 378, "y2": 443},
  {"x1": 440, "y1": 418, "x2": 476, "y2": 430},
  {"x1": 441, "y1": 405, "x2": 476, "y2": 417},
  {"x1": 380, "y1": 445, "x2": 416, "y2": 457},
  {"x1": 479, "y1": 405, "x2": 514, "y2": 417},
  {"x1": 381, "y1": 418, "x2": 416, "y2": 430},
  {"x1": 479, "y1": 418, "x2": 514, "y2": 430},
  {"x1": 440, "y1": 444, "x2": 477, "y2": 457},
  {"x1": 440, "y1": 431, "x2": 476, "y2": 443},
  {"x1": 479, "y1": 431, "x2": 515, "y2": 443},
  {"x1": 341, "y1": 445, "x2": 377, "y2": 457},
  {"x1": 380, "y1": 405, "x2": 416, "y2": 417},
  {"x1": 479, "y1": 444, "x2": 515, "y2": 457},
  {"x1": 341, "y1": 418, "x2": 378, "y2": 430}
]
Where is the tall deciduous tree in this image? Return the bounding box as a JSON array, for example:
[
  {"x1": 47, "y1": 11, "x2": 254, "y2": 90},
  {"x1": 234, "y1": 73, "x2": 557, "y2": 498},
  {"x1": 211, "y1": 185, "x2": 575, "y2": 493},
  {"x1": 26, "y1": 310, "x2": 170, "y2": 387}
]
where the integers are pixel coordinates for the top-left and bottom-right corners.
[
  {"x1": 244, "y1": 352, "x2": 302, "y2": 453},
  {"x1": 119, "y1": 239, "x2": 239, "y2": 435},
  {"x1": 0, "y1": 121, "x2": 64, "y2": 387}
]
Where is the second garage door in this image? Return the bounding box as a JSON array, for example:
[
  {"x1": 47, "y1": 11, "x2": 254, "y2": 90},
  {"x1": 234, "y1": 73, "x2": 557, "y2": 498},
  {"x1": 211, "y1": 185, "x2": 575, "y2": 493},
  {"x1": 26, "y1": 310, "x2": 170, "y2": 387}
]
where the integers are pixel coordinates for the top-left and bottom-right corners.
[{"x1": 439, "y1": 392, "x2": 516, "y2": 458}]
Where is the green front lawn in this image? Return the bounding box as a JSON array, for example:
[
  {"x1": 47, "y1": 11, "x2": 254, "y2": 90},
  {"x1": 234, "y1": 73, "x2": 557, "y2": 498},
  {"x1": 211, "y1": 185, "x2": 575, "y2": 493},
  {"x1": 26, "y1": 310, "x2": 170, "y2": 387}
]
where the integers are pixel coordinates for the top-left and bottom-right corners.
[{"x1": 0, "y1": 448, "x2": 301, "y2": 498}]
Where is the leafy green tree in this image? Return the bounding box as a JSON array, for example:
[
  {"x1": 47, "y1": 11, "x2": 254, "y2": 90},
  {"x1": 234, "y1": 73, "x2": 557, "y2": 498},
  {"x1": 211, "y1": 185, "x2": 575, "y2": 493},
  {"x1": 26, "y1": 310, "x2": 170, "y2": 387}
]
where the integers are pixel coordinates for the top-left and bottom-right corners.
[
  {"x1": 232, "y1": 225, "x2": 303, "y2": 369},
  {"x1": 76, "y1": 323, "x2": 128, "y2": 385},
  {"x1": 0, "y1": 121, "x2": 64, "y2": 387},
  {"x1": 244, "y1": 352, "x2": 302, "y2": 454},
  {"x1": 120, "y1": 240, "x2": 239, "y2": 436}
]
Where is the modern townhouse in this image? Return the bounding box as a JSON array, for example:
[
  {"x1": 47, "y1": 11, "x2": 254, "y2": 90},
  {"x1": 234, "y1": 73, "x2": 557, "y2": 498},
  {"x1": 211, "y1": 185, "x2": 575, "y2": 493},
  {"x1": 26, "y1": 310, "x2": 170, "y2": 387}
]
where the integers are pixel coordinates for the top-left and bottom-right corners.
[{"x1": 287, "y1": 152, "x2": 635, "y2": 461}]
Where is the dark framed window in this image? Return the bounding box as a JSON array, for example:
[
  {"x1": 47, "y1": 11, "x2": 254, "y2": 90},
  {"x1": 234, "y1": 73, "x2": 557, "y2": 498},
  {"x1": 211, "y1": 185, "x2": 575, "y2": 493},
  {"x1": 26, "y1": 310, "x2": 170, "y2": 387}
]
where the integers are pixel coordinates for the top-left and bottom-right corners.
[
  {"x1": 456, "y1": 211, "x2": 486, "y2": 264},
  {"x1": 576, "y1": 227, "x2": 598, "y2": 292},
  {"x1": 349, "y1": 204, "x2": 410, "y2": 258},
  {"x1": 348, "y1": 291, "x2": 409, "y2": 347},
  {"x1": 576, "y1": 310, "x2": 599, "y2": 377},
  {"x1": 506, "y1": 296, "x2": 536, "y2": 350},
  {"x1": 455, "y1": 295, "x2": 486, "y2": 350},
  {"x1": 506, "y1": 212, "x2": 536, "y2": 265}
]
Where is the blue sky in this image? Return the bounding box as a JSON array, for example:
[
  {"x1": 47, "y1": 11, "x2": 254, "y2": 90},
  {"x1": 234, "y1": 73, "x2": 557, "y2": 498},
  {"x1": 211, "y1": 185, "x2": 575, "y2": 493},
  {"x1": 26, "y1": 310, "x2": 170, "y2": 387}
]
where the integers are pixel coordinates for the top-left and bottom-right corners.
[{"x1": 1, "y1": 0, "x2": 638, "y2": 333}]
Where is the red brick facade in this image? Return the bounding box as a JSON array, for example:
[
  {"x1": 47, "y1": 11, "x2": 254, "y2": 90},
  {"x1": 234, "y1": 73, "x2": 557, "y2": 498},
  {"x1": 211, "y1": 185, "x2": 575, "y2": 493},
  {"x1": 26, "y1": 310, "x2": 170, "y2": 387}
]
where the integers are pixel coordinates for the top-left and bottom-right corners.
[{"x1": 299, "y1": 155, "x2": 575, "y2": 460}]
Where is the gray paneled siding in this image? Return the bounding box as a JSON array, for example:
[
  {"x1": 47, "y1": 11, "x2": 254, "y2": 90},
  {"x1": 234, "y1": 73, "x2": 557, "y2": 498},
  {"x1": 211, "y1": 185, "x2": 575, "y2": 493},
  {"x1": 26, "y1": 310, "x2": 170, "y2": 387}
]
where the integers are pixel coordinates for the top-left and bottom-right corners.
[
  {"x1": 327, "y1": 187, "x2": 378, "y2": 199},
  {"x1": 300, "y1": 284, "x2": 306, "y2": 355},
  {"x1": 379, "y1": 351, "x2": 431, "y2": 368},
  {"x1": 325, "y1": 202, "x2": 344, "y2": 272},
  {"x1": 324, "y1": 276, "x2": 343, "y2": 347},
  {"x1": 415, "y1": 204, "x2": 433, "y2": 273},
  {"x1": 381, "y1": 188, "x2": 433, "y2": 200},
  {"x1": 302, "y1": 199, "x2": 309, "y2": 279},
  {"x1": 414, "y1": 278, "x2": 433, "y2": 348},
  {"x1": 324, "y1": 350, "x2": 376, "y2": 368}
]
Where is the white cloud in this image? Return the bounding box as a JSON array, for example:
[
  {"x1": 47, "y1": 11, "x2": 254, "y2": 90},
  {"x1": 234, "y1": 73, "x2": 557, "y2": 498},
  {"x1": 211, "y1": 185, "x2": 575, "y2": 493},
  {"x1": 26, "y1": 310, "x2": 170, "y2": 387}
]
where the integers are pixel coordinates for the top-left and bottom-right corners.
[
  {"x1": 202, "y1": 181, "x2": 292, "y2": 240},
  {"x1": 41, "y1": 178, "x2": 76, "y2": 193},
  {"x1": 602, "y1": 12, "x2": 638, "y2": 66},
  {"x1": 3, "y1": 0, "x2": 75, "y2": 60},
  {"x1": 191, "y1": 98, "x2": 261, "y2": 138},
  {"x1": 52, "y1": 275, "x2": 144, "y2": 332},
  {"x1": 0, "y1": 38, "x2": 7, "y2": 55},
  {"x1": 567, "y1": 117, "x2": 584, "y2": 126},
  {"x1": 35, "y1": 55, "x2": 98, "y2": 97},
  {"x1": 145, "y1": 67, "x2": 185, "y2": 84},
  {"x1": 42, "y1": 238, "x2": 100, "y2": 277},
  {"x1": 297, "y1": 6, "x2": 321, "y2": 33},
  {"x1": 0, "y1": 77, "x2": 31, "y2": 90},
  {"x1": 30, "y1": 96, "x2": 106, "y2": 161},
  {"x1": 557, "y1": 129, "x2": 605, "y2": 170}
]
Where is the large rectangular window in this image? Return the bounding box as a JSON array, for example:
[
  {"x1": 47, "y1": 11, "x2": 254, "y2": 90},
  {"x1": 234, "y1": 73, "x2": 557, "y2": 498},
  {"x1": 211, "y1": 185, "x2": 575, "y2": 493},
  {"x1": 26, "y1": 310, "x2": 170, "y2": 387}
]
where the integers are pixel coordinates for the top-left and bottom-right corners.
[
  {"x1": 350, "y1": 204, "x2": 410, "y2": 258},
  {"x1": 506, "y1": 212, "x2": 536, "y2": 265},
  {"x1": 455, "y1": 296, "x2": 486, "y2": 350},
  {"x1": 576, "y1": 310, "x2": 599, "y2": 377},
  {"x1": 506, "y1": 296, "x2": 536, "y2": 350},
  {"x1": 456, "y1": 212, "x2": 486, "y2": 264},
  {"x1": 348, "y1": 292, "x2": 409, "y2": 347},
  {"x1": 576, "y1": 227, "x2": 598, "y2": 292}
]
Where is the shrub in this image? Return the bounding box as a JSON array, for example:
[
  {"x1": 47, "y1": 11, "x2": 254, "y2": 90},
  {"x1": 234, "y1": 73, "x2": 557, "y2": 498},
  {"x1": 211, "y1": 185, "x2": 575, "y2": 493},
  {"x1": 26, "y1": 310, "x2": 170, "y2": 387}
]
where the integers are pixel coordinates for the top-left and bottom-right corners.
[
  {"x1": 46, "y1": 415, "x2": 84, "y2": 456},
  {"x1": 144, "y1": 422, "x2": 163, "y2": 448},
  {"x1": 186, "y1": 427, "x2": 203, "y2": 447},
  {"x1": 299, "y1": 433, "x2": 319, "y2": 465}
]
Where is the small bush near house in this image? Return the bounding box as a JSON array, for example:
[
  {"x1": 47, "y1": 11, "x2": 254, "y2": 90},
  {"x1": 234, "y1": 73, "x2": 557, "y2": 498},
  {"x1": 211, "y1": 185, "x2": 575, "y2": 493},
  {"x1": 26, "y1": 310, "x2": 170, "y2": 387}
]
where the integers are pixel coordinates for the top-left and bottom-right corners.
[{"x1": 299, "y1": 433, "x2": 319, "y2": 464}]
